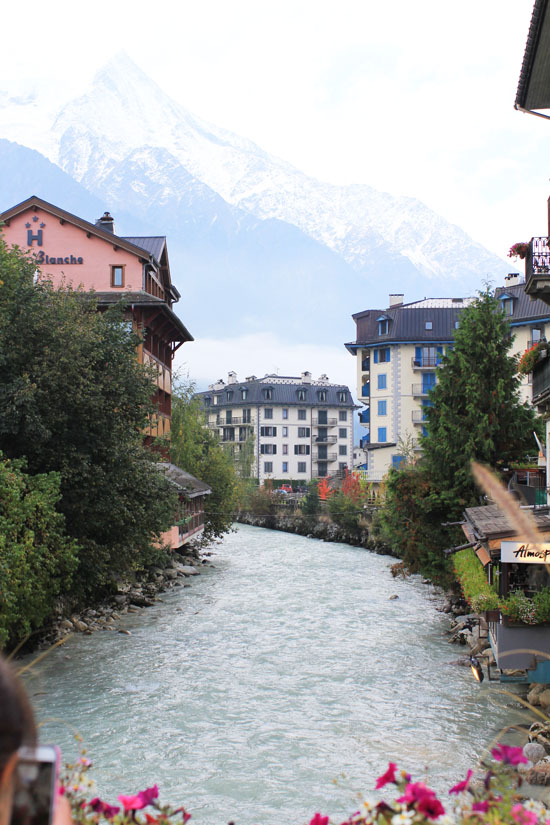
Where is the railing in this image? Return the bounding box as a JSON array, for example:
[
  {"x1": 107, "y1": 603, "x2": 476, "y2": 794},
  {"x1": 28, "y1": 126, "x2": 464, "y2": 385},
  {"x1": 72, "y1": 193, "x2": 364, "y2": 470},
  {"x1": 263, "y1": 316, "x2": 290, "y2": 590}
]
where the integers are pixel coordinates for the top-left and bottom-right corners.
[
  {"x1": 313, "y1": 418, "x2": 337, "y2": 426},
  {"x1": 411, "y1": 409, "x2": 427, "y2": 422},
  {"x1": 314, "y1": 435, "x2": 337, "y2": 444},
  {"x1": 361, "y1": 383, "x2": 370, "y2": 398},
  {"x1": 412, "y1": 384, "x2": 433, "y2": 396},
  {"x1": 216, "y1": 416, "x2": 253, "y2": 426},
  {"x1": 411, "y1": 357, "x2": 440, "y2": 369},
  {"x1": 313, "y1": 452, "x2": 337, "y2": 462},
  {"x1": 361, "y1": 357, "x2": 370, "y2": 372},
  {"x1": 527, "y1": 237, "x2": 550, "y2": 276},
  {"x1": 528, "y1": 338, "x2": 546, "y2": 350},
  {"x1": 533, "y1": 352, "x2": 550, "y2": 402}
]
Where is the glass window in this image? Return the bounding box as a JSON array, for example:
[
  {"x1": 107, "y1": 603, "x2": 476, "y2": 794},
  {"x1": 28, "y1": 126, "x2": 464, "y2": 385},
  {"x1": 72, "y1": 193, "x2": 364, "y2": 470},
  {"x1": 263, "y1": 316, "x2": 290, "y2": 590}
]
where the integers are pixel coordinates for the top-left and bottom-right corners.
[
  {"x1": 297, "y1": 462, "x2": 307, "y2": 473},
  {"x1": 318, "y1": 390, "x2": 327, "y2": 402},
  {"x1": 377, "y1": 400, "x2": 387, "y2": 416},
  {"x1": 264, "y1": 462, "x2": 273, "y2": 473},
  {"x1": 338, "y1": 391, "x2": 347, "y2": 402},
  {"x1": 339, "y1": 428, "x2": 347, "y2": 438},
  {"x1": 378, "y1": 427, "x2": 387, "y2": 442},
  {"x1": 378, "y1": 374, "x2": 387, "y2": 390},
  {"x1": 298, "y1": 409, "x2": 306, "y2": 420},
  {"x1": 297, "y1": 389, "x2": 306, "y2": 401},
  {"x1": 111, "y1": 265, "x2": 124, "y2": 287},
  {"x1": 298, "y1": 427, "x2": 310, "y2": 437},
  {"x1": 241, "y1": 389, "x2": 248, "y2": 400},
  {"x1": 263, "y1": 388, "x2": 273, "y2": 400},
  {"x1": 339, "y1": 411, "x2": 347, "y2": 421},
  {"x1": 282, "y1": 408, "x2": 288, "y2": 419},
  {"x1": 425, "y1": 321, "x2": 433, "y2": 330},
  {"x1": 282, "y1": 444, "x2": 288, "y2": 455},
  {"x1": 282, "y1": 462, "x2": 288, "y2": 473},
  {"x1": 264, "y1": 408, "x2": 273, "y2": 419},
  {"x1": 282, "y1": 426, "x2": 288, "y2": 437},
  {"x1": 339, "y1": 445, "x2": 347, "y2": 455},
  {"x1": 378, "y1": 319, "x2": 388, "y2": 335}
]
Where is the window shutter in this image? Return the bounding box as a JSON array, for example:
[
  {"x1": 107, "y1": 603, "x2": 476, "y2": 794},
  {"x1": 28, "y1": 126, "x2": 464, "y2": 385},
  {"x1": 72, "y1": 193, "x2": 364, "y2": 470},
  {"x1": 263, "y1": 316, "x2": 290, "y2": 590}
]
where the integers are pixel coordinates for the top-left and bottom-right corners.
[
  {"x1": 415, "y1": 346, "x2": 421, "y2": 363},
  {"x1": 374, "y1": 350, "x2": 379, "y2": 364},
  {"x1": 386, "y1": 348, "x2": 391, "y2": 362}
]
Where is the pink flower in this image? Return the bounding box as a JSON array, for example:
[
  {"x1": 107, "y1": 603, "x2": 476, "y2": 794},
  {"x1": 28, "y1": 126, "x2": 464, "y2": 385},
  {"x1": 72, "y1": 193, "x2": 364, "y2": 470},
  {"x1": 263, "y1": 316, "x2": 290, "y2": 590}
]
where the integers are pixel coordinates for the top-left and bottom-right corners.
[
  {"x1": 375, "y1": 762, "x2": 398, "y2": 789},
  {"x1": 88, "y1": 798, "x2": 120, "y2": 819},
  {"x1": 472, "y1": 801, "x2": 490, "y2": 814},
  {"x1": 397, "y1": 782, "x2": 445, "y2": 819},
  {"x1": 118, "y1": 785, "x2": 159, "y2": 811},
  {"x1": 491, "y1": 744, "x2": 528, "y2": 765},
  {"x1": 449, "y1": 770, "x2": 473, "y2": 795},
  {"x1": 512, "y1": 804, "x2": 538, "y2": 825},
  {"x1": 309, "y1": 814, "x2": 329, "y2": 825}
]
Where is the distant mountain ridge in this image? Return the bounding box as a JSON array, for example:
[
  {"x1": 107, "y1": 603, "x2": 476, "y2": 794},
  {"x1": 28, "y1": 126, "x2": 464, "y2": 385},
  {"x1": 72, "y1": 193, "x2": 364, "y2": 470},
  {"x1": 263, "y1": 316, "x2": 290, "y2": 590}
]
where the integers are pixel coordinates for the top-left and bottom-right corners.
[{"x1": 0, "y1": 53, "x2": 513, "y2": 343}]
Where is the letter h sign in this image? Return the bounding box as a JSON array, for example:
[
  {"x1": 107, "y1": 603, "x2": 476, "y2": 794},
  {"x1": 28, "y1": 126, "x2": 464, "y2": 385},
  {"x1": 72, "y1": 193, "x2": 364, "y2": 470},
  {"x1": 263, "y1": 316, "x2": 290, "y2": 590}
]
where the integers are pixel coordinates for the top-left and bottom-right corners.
[{"x1": 27, "y1": 228, "x2": 43, "y2": 246}]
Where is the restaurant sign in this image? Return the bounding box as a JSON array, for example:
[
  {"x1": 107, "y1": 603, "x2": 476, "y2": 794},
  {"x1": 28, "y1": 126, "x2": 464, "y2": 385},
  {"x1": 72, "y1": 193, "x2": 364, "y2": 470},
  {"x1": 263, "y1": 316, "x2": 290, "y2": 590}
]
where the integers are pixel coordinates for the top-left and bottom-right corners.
[{"x1": 501, "y1": 541, "x2": 550, "y2": 564}]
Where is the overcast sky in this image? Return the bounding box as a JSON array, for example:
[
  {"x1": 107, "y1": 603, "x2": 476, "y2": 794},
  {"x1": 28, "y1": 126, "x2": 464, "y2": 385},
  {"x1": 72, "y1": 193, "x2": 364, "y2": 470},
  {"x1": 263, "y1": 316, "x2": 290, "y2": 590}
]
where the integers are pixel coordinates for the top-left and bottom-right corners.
[{"x1": 2, "y1": 0, "x2": 548, "y2": 392}]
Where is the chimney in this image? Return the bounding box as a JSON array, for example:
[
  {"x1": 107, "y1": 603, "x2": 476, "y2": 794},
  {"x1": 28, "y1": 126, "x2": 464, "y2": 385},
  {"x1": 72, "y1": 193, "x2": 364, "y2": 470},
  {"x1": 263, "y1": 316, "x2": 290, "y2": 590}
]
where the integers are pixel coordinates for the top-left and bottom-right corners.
[
  {"x1": 227, "y1": 371, "x2": 237, "y2": 385},
  {"x1": 95, "y1": 211, "x2": 115, "y2": 233},
  {"x1": 318, "y1": 373, "x2": 329, "y2": 383},
  {"x1": 389, "y1": 294, "x2": 404, "y2": 307},
  {"x1": 504, "y1": 273, "x2": 520, "y2": 287},
  {"x1": 301, "y1": 371, "x2": 312, "y2": 384},
  {"x1": 212, "y1": 378, "x2": 225, "y2": 390},
  {"x1": 245, "y1": 375, "x2": 257, "y2": 382}
]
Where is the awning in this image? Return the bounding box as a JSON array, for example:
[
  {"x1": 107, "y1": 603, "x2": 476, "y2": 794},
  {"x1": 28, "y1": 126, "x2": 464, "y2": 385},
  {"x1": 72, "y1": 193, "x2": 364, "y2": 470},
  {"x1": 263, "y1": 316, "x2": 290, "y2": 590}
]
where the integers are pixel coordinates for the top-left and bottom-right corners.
[{"x1": 475, "y1": 545, "x2": 492, "y2": 567}]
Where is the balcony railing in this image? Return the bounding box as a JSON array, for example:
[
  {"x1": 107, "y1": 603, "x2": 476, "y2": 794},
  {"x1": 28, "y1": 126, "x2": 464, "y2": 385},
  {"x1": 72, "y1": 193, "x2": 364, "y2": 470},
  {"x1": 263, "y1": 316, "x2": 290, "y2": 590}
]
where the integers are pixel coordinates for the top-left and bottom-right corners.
[
  {"x1": 361, "y1": 357, "x2": 370, "y2": 372},
  {"x1": 411, "y1": 357, "x2": 440, "y2": 370},
  {"x1": 526, "y1": 238, "x2": 550, "y2": 300},
  {"x1": 533, "y1": 353, "x2": 550, "y2": 403},
  {"x1": 216, "y1": 416, "x2": 253, "y2": 426},
  {"x1": 313, "y1": 418, "x2": 337, "y2": 426},
  {"x1": 314, "y1": 435, "x2": 337, "y2": 444},
  {"x1": 359, "y1": 409, "x2": 370, "y2": 424},
  {"x1": 411, "y1": 409, "x2": 428, "y2": 423},
  {"x1": 313, "y1": 452, "x2": 337, "y2": 462},
  {"x1": 412, "y1": 384, "x2": 434, "y2": 397}
]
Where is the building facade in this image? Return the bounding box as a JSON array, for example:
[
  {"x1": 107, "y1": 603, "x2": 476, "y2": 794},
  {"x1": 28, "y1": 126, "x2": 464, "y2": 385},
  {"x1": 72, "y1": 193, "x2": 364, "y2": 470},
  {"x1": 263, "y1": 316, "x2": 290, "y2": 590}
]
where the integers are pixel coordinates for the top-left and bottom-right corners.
[
  {"x1": 0, "y1": 195, "x2": 206, "y2": 546},
  {"x1": 346, "y1": 278, "x2": 550, "y2": 484},
  {"x1": 197, "y1": 372, "x2": 356, "y2": 483}
]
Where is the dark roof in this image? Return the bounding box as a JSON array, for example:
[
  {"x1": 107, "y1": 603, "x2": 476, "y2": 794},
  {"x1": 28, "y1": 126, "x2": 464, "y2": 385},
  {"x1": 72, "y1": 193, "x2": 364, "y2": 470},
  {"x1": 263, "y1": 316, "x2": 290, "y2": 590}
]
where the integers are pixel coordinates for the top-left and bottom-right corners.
[
  {"x1": 94, "y1": 292, "x2": 194, "y2": 342},
  {"x1": 515, "y1": 0, "x2": 550, "y2": 113},
  {"x1": 122, "y1": 236, "x2": 166, "y2": 263},
  {"x1": 160, "y1": 463, "x2": 211, "y2": 498},
  {"x1": 195, "y1": 377, "x2": 356, "y2": 409},
  {"x1": 494, "y1": 282, "x2": 550, "y2": 323},
  {"x1": 346, "y1": 306, "x2": 463, "y2": 350},
  {"x1": 464, "y1": 503, "x2": 550, "y2": 540}
]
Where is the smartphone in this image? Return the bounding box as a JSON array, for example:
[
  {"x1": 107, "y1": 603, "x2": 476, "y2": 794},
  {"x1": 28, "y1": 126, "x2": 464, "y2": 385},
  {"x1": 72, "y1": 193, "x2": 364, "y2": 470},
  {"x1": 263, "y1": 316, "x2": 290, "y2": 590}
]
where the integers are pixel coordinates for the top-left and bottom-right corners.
[{"x1": 11, "y1": 746, "x2": 59, "y2": 825}]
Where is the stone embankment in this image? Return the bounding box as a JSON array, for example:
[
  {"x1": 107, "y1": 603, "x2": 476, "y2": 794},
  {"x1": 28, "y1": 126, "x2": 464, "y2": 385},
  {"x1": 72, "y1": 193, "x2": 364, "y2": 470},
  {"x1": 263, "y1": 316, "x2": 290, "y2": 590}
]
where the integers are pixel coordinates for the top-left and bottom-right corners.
[
  {"x1": 236, "y1": 511, "x2": 391, "y2": 554},
  {"x1": 38, "y1": 543, "x2": 214, "y2": 648}
]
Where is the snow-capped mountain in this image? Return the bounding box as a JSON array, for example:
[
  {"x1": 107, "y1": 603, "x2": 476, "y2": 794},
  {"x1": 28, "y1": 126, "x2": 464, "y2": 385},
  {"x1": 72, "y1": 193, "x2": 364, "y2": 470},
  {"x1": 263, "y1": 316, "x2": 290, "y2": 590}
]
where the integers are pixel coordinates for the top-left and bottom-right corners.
[
  {"x1": 0, "y1": 53, "x2": 513, "y2": 345},
  {"x1": 48, "y1": 53, "x2": 506, "y2": 286}
]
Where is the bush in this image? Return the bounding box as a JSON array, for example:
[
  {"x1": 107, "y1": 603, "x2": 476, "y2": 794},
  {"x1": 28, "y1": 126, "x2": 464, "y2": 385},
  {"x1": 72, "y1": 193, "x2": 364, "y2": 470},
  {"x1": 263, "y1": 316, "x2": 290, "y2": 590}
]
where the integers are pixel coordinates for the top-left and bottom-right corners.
[{"x1": 453, "y1": 548, "x2": 499, "y2": 612}]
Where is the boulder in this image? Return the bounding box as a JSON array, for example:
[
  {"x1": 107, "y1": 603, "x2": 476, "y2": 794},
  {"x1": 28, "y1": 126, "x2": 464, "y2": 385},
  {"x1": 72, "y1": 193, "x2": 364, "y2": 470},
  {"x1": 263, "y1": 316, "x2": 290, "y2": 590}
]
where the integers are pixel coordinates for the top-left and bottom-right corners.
[
  {"x1": 180, "y1": 566, "x2": 200, "y2": 576},
  {"x1": 524, "y1": 743, "x2": 547, "y2": 763},
  {"x1": 538, "y1": 690, "x2": 550, "y2": 710}
]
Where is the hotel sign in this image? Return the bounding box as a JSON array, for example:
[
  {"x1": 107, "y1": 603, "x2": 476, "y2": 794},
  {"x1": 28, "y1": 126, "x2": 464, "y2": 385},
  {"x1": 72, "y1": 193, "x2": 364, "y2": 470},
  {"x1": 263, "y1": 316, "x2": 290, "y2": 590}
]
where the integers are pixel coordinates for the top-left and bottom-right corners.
[
  {"x1": 501, "y1": 541, "x2": 550, "y2": 564},
  {"x1": 25, "y1": 217, "x2": 83, "y2": 264}
]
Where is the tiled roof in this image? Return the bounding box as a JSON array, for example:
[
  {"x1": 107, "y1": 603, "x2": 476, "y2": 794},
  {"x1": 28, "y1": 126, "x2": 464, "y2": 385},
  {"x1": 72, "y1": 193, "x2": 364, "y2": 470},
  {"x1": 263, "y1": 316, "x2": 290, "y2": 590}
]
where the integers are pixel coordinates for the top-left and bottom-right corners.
[
  {"x1": 160, "y1": 463, "x2": 211, "y2": 498},
  {"x1": 195, "y1": 377, "x2": 356, "y2": 409},
  {"x1": 121, "y1": 236, "x2": 166, "y2": 263},
  {"x1": 464, "y1": 504, "x2": 550, "y2": 539}
]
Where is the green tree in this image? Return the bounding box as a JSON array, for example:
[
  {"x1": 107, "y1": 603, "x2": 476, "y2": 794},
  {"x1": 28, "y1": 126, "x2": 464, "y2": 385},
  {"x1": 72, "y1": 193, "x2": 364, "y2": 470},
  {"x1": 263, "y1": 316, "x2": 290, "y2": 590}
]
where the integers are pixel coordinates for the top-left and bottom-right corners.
[
  {"x1": 0, "y1": 238, "x2": 177, "y2": 596},
  {"x1": 0, "y1": 453, "x2": 77, "y2": 646},
  {"x1": 376, "y1": 289, "x2": 541, "y2": 582},
  {"x1": 170, "y1": 379, "x2": 239, "y2": 538}
]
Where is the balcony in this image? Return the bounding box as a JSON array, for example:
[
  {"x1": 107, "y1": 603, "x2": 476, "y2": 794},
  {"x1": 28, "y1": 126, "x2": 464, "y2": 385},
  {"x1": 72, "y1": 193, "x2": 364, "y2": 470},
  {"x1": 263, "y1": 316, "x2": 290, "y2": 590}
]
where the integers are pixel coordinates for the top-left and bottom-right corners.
[
  {"x1": 313, "y1": 452, "x2": 337, "y2": 462},
  {"x1": 216, "y1": 416, "x2": 253, "y2": 426},
  {"x1": 361, "y1": 356, "x2": 370, "y2": 372},
  {"x1": 314, "y1": 434, "x2": 337, "y2": 445},
  {"x1": 360, "y1": 434, "x2": 370, "y2": 449},
  {"x1": 411, "y1": 356, "x2": 440, "y2": 370},
  {"x1": 359, "y1": 408, "x2": 370, "y2": 424},
  {"x1": 313, "y1": 418, "x2": 337, "y2": 426},
  {"x1": 361, "y1": 382, "x2": 370, "y2": 399},
  {"x1": 533, "y1": 352, "x2": 550, "y2": 405},
  {"x1": 526, "y1": 238, "x2": 550, "y2": 303},
  {"x1": 411, "y1": 409, "x2": 428, "y2": 423},
  {"x1": 412, "y1": 384, "x2": 434, "y2": 397}
]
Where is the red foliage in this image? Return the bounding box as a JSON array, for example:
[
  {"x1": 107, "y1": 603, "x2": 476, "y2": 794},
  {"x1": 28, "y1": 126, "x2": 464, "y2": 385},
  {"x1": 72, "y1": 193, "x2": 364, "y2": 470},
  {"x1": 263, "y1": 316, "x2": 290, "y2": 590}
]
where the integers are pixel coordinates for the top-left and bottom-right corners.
[
  {"x1": 341, "y1": 469, "x2": 363, "y2": 503},
  {"x1": 317, "y1": 478, "x2": 333, "y2": 500}
]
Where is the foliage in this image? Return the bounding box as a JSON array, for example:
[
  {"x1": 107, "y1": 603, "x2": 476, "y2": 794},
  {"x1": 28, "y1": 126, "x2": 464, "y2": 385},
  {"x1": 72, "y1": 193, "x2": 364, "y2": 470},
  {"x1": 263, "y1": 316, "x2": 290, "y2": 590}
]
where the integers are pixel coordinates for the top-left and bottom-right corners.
[
  {"x1": 341, "y1": 469, "x2": 363, "y2": 503},
  {"x1": 518, "y1": 342, "x2": 548, "y2": 375},
  {"x1": 327, "y1": 491, "x2": 363, "y2": 532},
  {"x1": 171, "y1": 378, "x2": 240, "y2": 539},
  {"x1": 378, "y1": 289, "x2": 541, "y2": 584},
  {"x1": 318, "y1": 478, "x2": 333, "y2": 501},
  {"x1": 453, "y1": 549, "x2": 499, "y2": 613},
  {"x1": 246, "y1": 481, "x2": 277, "y2": 516},
  {"x1": 508, "y1": 241, "x2": 530, "y2": 259},
  {"x1": 0, "y1": 453, "x2": 77, "y2": 646},
  {"x1": 63, "y1": 742, "x2": 544, "y2": 825},
  {"x1": 301, "y1": 482, "x2": 320, "y2": 517},
  {"x1": 0, "y1": 239, "x2": 176, "y2": 598}
]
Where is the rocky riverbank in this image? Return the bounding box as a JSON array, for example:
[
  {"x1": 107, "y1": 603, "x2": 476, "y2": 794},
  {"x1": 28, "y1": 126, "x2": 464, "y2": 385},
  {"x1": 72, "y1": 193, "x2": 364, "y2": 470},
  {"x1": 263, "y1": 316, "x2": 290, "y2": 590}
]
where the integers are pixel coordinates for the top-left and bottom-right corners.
[
  {"x1": 34, "y1": 542, "x2": 215, "y2": 649},
  {"x1": 236, "y1": 511, "x2": 391, "y2": 553}
]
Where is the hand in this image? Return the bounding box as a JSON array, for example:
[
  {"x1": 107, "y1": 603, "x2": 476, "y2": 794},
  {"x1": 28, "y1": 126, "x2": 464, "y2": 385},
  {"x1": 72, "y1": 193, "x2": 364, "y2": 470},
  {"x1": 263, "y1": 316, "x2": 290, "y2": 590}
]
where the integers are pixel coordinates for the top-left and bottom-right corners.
[{"x1": 54, "y1": 795, "x2": 74, "y2": 825}]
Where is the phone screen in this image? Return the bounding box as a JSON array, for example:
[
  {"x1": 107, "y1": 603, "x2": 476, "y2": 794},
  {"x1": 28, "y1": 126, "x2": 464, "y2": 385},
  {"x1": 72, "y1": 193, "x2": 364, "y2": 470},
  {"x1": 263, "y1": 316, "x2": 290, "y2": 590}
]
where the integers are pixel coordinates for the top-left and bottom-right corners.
[{"x1": 11, "y1": 749, "x2": 57, "y2": 825}]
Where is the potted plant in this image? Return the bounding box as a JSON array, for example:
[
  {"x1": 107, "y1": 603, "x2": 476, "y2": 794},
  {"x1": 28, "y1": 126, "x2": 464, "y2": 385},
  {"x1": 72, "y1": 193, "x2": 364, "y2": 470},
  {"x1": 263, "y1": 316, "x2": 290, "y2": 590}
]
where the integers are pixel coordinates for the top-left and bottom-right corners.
[
  {"x1": 518, "y1": 340, "x2": 548, "y2": 375},
  {"x1": 508, "y1": 241, "x2": 530, "y2": 260}
]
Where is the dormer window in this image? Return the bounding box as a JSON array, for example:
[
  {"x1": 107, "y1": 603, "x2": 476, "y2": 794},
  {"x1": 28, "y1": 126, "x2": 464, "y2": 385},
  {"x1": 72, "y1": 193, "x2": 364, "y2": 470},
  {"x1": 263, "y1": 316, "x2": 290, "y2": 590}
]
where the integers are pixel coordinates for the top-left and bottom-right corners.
[
  {"x1": 317, "y1": 390, "x2": 327, "y2": 402},
  {"x1": 263, "y1": 388, "x2": 273, "y2": 400},
  {"x1": 499, "y1": 293, "x2": 515, "y2": 316},
  {"x1": 377, "y1": 314, "x2": 390, "y2": 336},
  {"x1": 425, "y1": 321, "x2": 433, "y2": 330},
  {"x1": 338, "y1": 391, "x2": 347, "y2": 403},
  {"x1": 204, "y1": 396, "x2": 211, "y2": 406},
  {"x1": 226, "y1": 390, "x2": 233, "y2": 401},
  {"x1": 297, "y1": 389, "x2": 307, "y2": 401},
  {"x1": 241, "y1": 388, "x2": 248, "y2": 400}
]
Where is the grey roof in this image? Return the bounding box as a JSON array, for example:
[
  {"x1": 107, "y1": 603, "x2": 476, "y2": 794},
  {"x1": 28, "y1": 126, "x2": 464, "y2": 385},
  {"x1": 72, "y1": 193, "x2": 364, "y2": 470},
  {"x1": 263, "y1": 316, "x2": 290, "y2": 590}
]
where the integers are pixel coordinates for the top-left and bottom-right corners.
[
  {"x1": 515, "y1": 0, "x2": 550, "y2": 112},
  {"x1": 464, "y1": 503, "x2": 550, "y2": 540},
  {"x1": 121, "y1": 236, "x2": 166, "y2": 264},
  {"x1": 94, "y1": 292, "x2": 194, "y2": 342},
  {"x1": 346, "y1": 283, "x2": 550, "y2": 351},
  {"x1": 195, "y1": 377, "x2": 356, "y2": 409},
  {"x1": 160, "y1": 463, "x2": 211, "y2": 498}
]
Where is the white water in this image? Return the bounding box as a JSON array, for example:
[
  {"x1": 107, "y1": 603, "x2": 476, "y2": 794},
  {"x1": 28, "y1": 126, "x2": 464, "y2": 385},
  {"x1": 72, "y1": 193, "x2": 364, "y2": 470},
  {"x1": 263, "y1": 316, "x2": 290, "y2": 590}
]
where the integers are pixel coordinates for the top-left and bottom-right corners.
[{"x1": 23, "y1": 525, "x2": 529, "y2": 824}]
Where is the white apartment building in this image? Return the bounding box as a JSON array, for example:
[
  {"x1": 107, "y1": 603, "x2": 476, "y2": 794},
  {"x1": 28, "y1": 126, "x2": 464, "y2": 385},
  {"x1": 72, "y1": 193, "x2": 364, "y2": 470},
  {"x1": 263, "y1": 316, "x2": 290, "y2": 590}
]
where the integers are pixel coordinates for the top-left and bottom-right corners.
[
  {"x1": 345, "y1": 276, "x2": 550, "y2": 485},
  {"x1": 197, "y1": 372, "x2": 357, "y2": 483}
]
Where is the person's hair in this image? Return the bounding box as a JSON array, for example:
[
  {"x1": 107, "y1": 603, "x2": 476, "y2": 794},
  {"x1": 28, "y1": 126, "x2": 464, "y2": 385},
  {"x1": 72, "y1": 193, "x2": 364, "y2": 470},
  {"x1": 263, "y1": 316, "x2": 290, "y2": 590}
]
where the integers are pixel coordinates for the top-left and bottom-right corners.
[{"x1": 0, "y1": 656, "x2": 36, "y2": 774}]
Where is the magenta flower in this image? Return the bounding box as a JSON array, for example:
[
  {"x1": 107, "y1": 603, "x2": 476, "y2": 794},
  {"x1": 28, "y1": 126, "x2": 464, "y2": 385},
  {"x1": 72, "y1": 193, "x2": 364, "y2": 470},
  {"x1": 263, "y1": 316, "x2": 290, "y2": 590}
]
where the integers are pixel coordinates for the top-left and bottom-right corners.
[
  {"x1": 118, "y1": 785, "x2": 159, "y2": 811},
  {"x1": 491, "y1": 744, "x2": 528, "y2": 765},
  {"x1": 449, "y1": 770, "x2": 473, "y2": 795},
  {"x1": 375, "y1": 762, "x2": 398, "y2": 789},
  {"x1": 309, "y1": 814, "x2": 329, "y2": 825},
  {"x1": 512, "y1": 804, "x2": 538, "y2": 825},
  {"x1": 397, "y1": 782, "x2": 445, "y2": 819},
  {"x1": 88, "y1": 798, "x2": 120, "y2": 819},
  {"x1": 472, "y1": 801, "x2": 490, "y2": 814}
]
